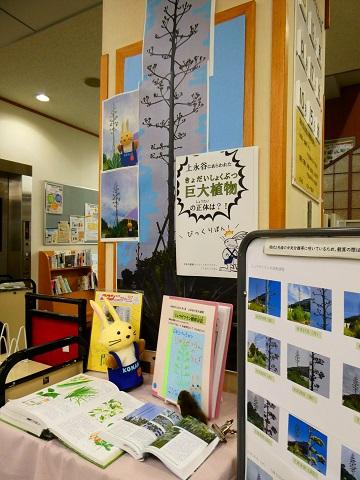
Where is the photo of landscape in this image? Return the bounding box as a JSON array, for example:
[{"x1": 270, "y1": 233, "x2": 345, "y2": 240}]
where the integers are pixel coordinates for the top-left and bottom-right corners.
[
  {"x1": 288, "y1": 414, "x2": 327, "y2": 475},
  {"x1": 247, "y1": 458, "x2": 273, "y2": 480},
  {"x1": 287, "y1": 283, "x2": 332, "y2": 331},
  {"x1": 248, "y1": 277, "x2": 281, "y2": 317},
  {"x1": 247, "y1": 390, "x2": 279, "y2": 441},
  {"x1": 343, "y1": 363, "x2": 360, "y2": 414},
  {"x1": 287, "y1": 344, "x2": 330, "y2": 398},
  {"x1": 341, "y1": 445, "x2": 360, "y2": 479},
  {"x1": 344, "y1": 291, "x2": 360, "y2": 339},
  {"x1": 247, "y1": 331, "x2": 281, "y2": 375}
]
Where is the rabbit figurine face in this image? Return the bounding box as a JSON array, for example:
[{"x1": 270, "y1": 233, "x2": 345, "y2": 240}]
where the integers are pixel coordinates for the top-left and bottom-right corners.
[
  {"x1": 120, "y1": 119, "x2": 134, "y2": 149},
  {"x1": 90, "y1": 299, "x2": 137, "y2": 365}
]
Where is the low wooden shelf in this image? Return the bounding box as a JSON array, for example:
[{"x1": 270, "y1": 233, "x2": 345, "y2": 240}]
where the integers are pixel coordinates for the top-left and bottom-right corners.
[{"x1": 38, "y1": 250, "x2": 95, "y2": 325}]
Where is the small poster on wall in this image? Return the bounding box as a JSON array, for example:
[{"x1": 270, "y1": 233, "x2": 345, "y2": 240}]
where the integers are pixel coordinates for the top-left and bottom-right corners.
[
  {"x1": 176, "y1": 147, "x2": 258, "y2": 278},
  {"x1": 70, "y1": 216, "x2": 85, "y2": 243},
  {"x1": 84, "y1": 203, "x2": 98, "y2": 242},
  {"x1": 45, "y1": 182, "x2": 63, "y2": 214},
  {"x1": 57, "y1": 220, "x2": 70, "y2": 243}
]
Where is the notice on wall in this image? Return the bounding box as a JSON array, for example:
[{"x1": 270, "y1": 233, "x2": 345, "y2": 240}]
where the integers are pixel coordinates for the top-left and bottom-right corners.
[
  {"x1": 70, "y1": 216, "x2": 85, "y2": 243},
  {"x1": 45, "y1": 182, "x2": 63, "y2": 214},
  {"x1": 244, "y1": 234, "x2": 360, "y2": 479},
  {"x1": 294, "y1": 111, "x2": 321, "y2": 198},
  {"x1": 292, "y1": 0, "x2": 325, "y2": 201},
  {"x1": 324, "y1": 137, "x2": 356, "y2": 166},
  {"x1": 176, "y1": 147, "x2": 258, "y2": 278},
  {"x1": 84, "y1": 203, "x2": 98, "y2": 242}
]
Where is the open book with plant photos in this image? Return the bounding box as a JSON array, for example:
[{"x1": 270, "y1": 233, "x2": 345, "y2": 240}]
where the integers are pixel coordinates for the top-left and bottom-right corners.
[
  {"x1": 0, "y1": 374, "x2": 219, "y2": 477},
  {"x1": 100, "y1": 402, "x2": 219, "y2": 480},
  {"x1": 0, "y1": 374, "x2": 143, "y2": 467}
]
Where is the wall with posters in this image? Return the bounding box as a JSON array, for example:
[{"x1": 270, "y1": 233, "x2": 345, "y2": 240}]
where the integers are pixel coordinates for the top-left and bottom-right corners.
[
  {"x1": 0, "y1": 100, "x2": 98, "y2": 283},
  {"x1": 101, "y1": 0, "x2": 273, "y2": 289}
]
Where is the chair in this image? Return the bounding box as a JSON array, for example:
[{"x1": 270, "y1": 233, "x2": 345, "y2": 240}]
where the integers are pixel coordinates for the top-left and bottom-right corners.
[{"x1": 25, "y1": 293, "x2": 87, "y2": 367}]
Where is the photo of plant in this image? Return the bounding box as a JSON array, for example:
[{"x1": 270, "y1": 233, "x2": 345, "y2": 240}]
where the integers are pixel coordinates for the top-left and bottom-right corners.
[
  {"x1": 288, "y1": 414, "x2": 327, "y2": 475},
  {"x1": 65, "y1": 385, "x2": 97, "y2": 406},
  {"x1": 36, "y1": 387, "x2": 60, "y2": 399},
  {"x1": 344, "y1": 291, "x2": 360, "y2": 339},
  {"x1": 151, "y1": 426, "x2": 181, "y2": 449},
  {"x1": 341, "y1": 445, "x2": 360, "y2": 480},
  {"x1": 287, "y1": 344, "x2": 330, "y2": 398},
  {"x1": 248, "y1": 277, "x2": 281, "y2": 317},
  {"x1": 178, "y1": 416, "x2": 216, "y2": 444},
  {"x1": 57, "y1": 375, "x2": 93, "y2": 388},
  {"x1": 88, "y1": 399, "x2": 124, "y2": 423},
  {"x1": 287, "y1": 283, "x2": 332, "y2": 331},
  {"x1": 102, "y1": 90, "x2": 139, "y2": 171},
  {"x1": 247, "y1": 331, "x2": 281, "y2": 375},
  {"x1": 246, "y1": 458, "x2": 273, "y2": 480},
  {"x1": 101, "y1": 168, "x2": 139, "y2": 240},
  {"x1": 343, "y1": 363, "x2": 360, "y2": 414},
  {"x1": 247, "y1": 390, "x2": 279, "y2": 441},
  {"x1": 89, "y1": 432, "x2": 114, "y2": 451}
]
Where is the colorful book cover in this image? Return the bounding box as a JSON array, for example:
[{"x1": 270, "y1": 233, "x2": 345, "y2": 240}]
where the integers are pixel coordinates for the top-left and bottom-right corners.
[
  {"x1": 152, "y1": 296, "x2": 218, "y2": 419},
  {"x1": 87, "y1": 290, "x2": 143, "y2": 372}
]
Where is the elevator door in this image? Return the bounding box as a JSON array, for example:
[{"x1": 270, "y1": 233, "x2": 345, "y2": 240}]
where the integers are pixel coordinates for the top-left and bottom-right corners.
[{"x1": 0, "y1": 175, "x2": 9, "y2": 276}]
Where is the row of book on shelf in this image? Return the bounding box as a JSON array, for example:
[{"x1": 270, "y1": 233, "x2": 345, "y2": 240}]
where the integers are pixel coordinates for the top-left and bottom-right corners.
[
  {"x1": 0, "y1": 293, "x2": 233, "y2": 479},
  {"x1": 51, "y1": 272, "x2": 96, "y2": 294},
  {"x1": 49, "y1": 249, "x2": 93, "y2": 268}
]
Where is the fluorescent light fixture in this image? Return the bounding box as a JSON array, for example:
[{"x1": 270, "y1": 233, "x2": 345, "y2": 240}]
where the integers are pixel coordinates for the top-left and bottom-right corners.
[{"x1": 36, "y1": 94, "x2": 50, "y2": 102}]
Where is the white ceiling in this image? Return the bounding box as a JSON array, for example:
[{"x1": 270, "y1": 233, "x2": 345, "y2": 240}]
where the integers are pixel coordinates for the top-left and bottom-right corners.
[
  {"x1": 0, "y1": 0, "x2": 358, "y2": 133},
  {"x1": 0, "y1": 0, "x2": 102, "y2": 134}
]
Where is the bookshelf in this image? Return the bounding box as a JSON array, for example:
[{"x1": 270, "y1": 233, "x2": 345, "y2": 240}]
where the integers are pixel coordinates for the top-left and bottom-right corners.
[{"x1": 38, "y1": 250, "x2": 95, "y2": 325}]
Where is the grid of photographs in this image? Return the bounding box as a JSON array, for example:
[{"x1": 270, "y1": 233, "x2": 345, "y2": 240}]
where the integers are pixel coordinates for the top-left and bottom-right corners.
[{"x1": 246, "y1": 275, "x2": 360, "y2": 479}]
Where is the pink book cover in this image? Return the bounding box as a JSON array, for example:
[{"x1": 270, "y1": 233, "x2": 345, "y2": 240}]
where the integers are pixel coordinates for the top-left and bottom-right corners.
[{"x1": 152, "y1": 295, "x2": 218, "y2": 419}]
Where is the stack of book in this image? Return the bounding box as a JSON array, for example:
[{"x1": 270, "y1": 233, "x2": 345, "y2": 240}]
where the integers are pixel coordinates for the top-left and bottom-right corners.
[
  {"x1": 49, "y1": 249, "x2": 93, "y2": 269},
  {"x1": 51, "y1": 275, "x2": 72, "y2": 294}
]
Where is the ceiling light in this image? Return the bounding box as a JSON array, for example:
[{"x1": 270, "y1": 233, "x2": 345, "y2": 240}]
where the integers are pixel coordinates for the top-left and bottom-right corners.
[
  {"x1": 36, "y1": 94, "x2": 50, "y2": 102},
  {"x1": 84, "y1": 77, "x2": 100, "y2": 88}
]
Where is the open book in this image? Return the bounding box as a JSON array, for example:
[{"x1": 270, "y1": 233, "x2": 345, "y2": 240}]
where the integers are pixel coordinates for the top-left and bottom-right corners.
[
  {"x1": 0, "y1": 374, "x2": 142, "y2": 468},
  {"x1": 100, "y1": 402, "x2": 219, "y2": 480},
  {"x1": 0, "y1": 374, "x2": 219, "y2": 477},
  {"x1": 152, "y1": 296, "x2": 233, "y2": 419}
]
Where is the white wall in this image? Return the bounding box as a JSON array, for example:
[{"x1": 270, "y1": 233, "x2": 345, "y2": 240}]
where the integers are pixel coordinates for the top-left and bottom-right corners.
[{"x1": 0, "y1": 100, "x2": 98, "y2": 284}]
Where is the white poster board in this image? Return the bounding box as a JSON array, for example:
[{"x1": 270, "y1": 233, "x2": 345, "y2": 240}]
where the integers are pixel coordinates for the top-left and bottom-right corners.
[
  {"x1": 242, "y1": 232, "x2": 360, "y2": 480},
  {"x1": 176, "y1": 147, "x2": 258, "y2": 278}
]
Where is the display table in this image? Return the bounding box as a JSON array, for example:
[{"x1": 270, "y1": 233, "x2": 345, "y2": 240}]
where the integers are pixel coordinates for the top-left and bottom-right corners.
[{"x1": 0, "y1": 373, "x2": 237, "y2": 480}]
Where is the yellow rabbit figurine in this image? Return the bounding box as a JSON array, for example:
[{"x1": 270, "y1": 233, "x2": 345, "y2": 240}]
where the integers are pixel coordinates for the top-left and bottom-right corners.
[
  {"x1": 117, "y1": 119, "x2": 138, "y2": 167},
  {"x1": 90, "y1": 299, "x2": 143, "y2": 391}
]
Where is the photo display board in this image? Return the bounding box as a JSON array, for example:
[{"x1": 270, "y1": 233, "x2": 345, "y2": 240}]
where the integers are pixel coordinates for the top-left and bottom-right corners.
[{"x1": 238, "y1": 229, "x2": 360, "y2": 480}]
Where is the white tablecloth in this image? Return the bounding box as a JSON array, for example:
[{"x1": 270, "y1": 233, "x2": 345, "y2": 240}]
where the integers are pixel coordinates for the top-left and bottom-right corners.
[{"x1": 0, "y1": 374, "x2": 237, "y2": 480}]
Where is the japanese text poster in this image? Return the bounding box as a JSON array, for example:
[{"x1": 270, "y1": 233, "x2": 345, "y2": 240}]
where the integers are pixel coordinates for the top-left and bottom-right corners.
[{"x1": 176, "y1": 147, "x2": 258, "y2": 278}]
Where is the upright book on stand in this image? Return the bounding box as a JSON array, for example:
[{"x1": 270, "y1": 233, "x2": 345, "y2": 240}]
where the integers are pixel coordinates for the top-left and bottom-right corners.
[{"x1": 152, "y1": 296, "x2": 233, "y2": 419}]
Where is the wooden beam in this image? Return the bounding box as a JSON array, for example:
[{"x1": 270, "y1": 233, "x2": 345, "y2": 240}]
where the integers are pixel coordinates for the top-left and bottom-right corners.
[
  {"x1": 269, "y1": 0, "x2": 288, "y2": 228},
  {"x1": 98, "y1": 54, "x2": 109, "y2": 289},
  {"x1": 116, "y1": 41, "x2": 143, "y2": 95}
]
